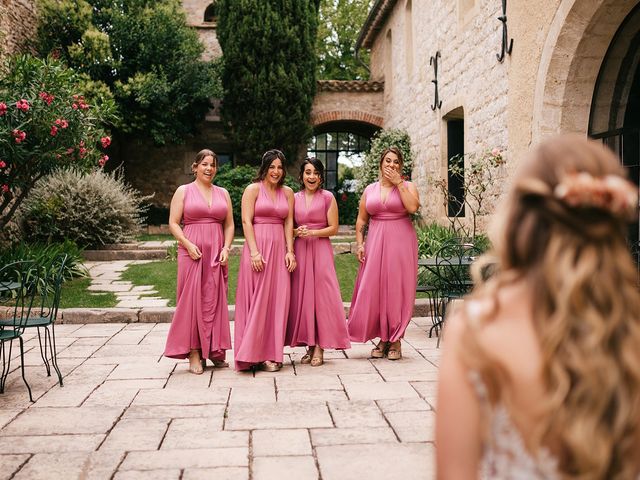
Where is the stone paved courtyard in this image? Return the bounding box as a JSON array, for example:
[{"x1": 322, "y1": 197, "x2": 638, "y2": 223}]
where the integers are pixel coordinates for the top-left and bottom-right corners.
[{"x1": 0, "y1": 318, "x2": 440, "y2": 479}]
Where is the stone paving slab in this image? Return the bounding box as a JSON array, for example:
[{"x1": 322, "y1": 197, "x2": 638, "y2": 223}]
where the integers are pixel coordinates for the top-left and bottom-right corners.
[{"x1": 0, "y1": 321, "x2": 442, "y2": 479}]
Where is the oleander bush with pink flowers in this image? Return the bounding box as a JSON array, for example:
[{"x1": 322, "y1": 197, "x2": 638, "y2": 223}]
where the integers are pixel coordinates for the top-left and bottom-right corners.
[{"x1": 0, "y1": 54, "x2": 116, "y2": 234}]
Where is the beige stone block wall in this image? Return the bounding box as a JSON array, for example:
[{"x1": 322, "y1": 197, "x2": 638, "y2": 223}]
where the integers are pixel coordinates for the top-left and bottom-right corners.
[
  {"x1": 182, "y1": 0, "x2": 222, "y2": 61},
  {"x1": 369, "y1": 0, "x2": 512, "y2": 223},
  {"x1": 0, "y1": 0, "x2": 37, "y2": 60},
  {"x1": 311, "y1": 90, "x2": 385, "y2": 125}
]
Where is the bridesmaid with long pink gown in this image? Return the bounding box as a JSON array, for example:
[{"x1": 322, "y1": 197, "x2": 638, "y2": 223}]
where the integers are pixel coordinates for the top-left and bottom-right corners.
[
  {"x1": 286, "y1": 158, "x2": 351, "y2": 367},
  {"x1": 164, "y1": 149, "x2": 234, "y2": 374},
  {"x1": 234, "y1": 149, "x2": 297, "y2": 372},
  {"x1": 348, "y1": 146, "x2": 421, "y2": 360}
]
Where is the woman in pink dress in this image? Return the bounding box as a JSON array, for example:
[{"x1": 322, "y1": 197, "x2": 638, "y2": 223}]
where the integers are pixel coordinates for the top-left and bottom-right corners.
[
  {"x1": 234, "y1": 149, "x2": 296, "y2": 372},
  {"x1": 286, "y1": 157, "x2": 351, "y2": 367},
  {"x1": 164, "y1": 149, "x2": 234, "y2": 374},
  {"x1": 348, "y1": 146, "x2": 420, "y2": 360}
]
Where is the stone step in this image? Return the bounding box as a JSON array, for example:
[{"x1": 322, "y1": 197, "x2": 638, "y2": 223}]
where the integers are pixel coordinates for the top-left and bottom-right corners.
[
  {"x1": 57, "y1": 299, "x2": 434, "y2": 324},
  {"x1": 83, "y1": 249, "x2": 167, "y2": 261}
]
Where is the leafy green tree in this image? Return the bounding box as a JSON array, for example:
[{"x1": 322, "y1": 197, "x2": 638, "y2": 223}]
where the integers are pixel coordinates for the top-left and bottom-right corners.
[
  {"x1": 0, "y1": 55, "x2": 115, "y2": 231},
  {"x1": 36, "y1": 0, "x2": 221, "y2": 145},
  {"x1": 216, "y1": 0, "x2": 320, "y2": 164},
  {"x1": 317, "y1": 0, "x2": 372, "y2": 80}
]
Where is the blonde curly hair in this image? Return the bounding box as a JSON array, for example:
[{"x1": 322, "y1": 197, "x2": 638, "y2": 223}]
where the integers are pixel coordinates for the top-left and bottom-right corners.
[{"x1": 462, "y1": 134, "x2": 640, "y2": 479}]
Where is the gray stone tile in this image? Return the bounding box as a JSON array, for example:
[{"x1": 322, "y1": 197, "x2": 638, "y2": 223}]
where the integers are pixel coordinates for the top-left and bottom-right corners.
[
  {"x1": 252, "y1": 429, "x2": 311, "y2": 456},
  {"x1": 310, "y1": 427, "x2": 398, "y2": 446},
  {"x1": 132, "y1": 387, "x2": 229, "y2": 406},
  {"x1": 316, "y1": 443, "x2": 434, "y2": 480},
  {"x1": 229, "y1": 385, "x2": 276, "y2": 403},
  {"x1": 114, "y1": 470, "x2": 181, "y2": 480},
  {"x1": 120, "y1": 447, "x2": 248, "y2": 470},
  {"x1": 226, "y1": 402, "x2": 332, "y2": 430},
  {"x1": 2, "y1": 406, "x2": 125, "y2": 435},
  {"x1": 327, "y1": 401, "x2": 387, "y2": 428},
  {"x1": 277, "y1": 389, "x2": 348, "y2": 402},
  {"x1": 253, "y1": 456, "x2": 318, "y2": 480},
  {"x1": 344, "y1": 381, "x2": 420, "y2": 401},
  {"x1": 0, "y1": 434, "x2": 104, "y2": 454},
  {"x1": 12, "y1": 451, "x2": 124, "y2": 480},
  {"x1": 0, "y1": 454, "x2": 30, "y2": 480},
  {"x1": 276, "y1": 375, "x2": 342, "y2": 390},
  {"x1": 384, "y1": 411, "x2": 436, "y2": 443},
  {"x1": 123, "y1": 404, "x2": 226, "y2": 421},
  {"x1": 182, "y1": 467, "x2": 249, "y2": 480},
  {"x1": 376, "y1": 398, "x2": 432, "y2": 413},
  {"x1": 100, "y1": 418, "x2": 169, "y2": 451},
  {"x1": 161, "y1": 420, "x2": 246, "y2": 449}
]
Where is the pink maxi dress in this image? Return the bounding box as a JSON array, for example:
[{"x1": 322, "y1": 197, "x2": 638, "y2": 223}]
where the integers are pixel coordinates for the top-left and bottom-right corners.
[
  {"x1": 348, "y1": 181, "x2": 418, "y2": 343},
  {"x1": 286, "y1": 190, "x2": 351, "y2": 350},
  {"x1": 164, "y1": 182, "x2": 231, "y2": 361},
  {"x1": 234, "y1": 182, "x2": 291, "y2": 371}
]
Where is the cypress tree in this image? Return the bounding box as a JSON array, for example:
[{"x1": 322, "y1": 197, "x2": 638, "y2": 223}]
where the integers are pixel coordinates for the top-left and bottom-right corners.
[{"x1": 217, "y1": 0, "x2": 320, "y2": 164}]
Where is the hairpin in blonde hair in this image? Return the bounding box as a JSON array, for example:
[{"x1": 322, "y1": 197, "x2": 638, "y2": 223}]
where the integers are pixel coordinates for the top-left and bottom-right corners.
[{"x1": 554, "y1": 172, "x2": 638, "y2": 221}]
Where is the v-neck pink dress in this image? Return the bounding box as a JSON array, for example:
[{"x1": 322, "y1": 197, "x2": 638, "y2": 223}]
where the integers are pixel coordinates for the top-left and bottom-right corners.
[
  {"x1": 286, "y1": 189, "x2": 351, "y2": 350},
  {"x1": 164, "y1": 182, "x2": 231, "y2": 361},
  {"x1": 234, "y1": 182, "x2": 291, "y2": 370},
  {"x1": 348, "y1": 181, "x2": 418, "y2": 343}
]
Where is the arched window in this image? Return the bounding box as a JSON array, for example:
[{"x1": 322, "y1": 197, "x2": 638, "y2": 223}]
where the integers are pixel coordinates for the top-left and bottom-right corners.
[
  {"x1": 204, "y1": 2, "x2": 218, "y2": 23},
  {"x1": 307, "y1": 131, "x2": 371, "y2": 191}
]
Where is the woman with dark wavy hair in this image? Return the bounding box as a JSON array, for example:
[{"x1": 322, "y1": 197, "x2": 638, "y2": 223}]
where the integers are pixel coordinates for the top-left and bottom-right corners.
[
  {"x1": 436, "y1": 134, "x2": 640, "y2": 479},
  {"x1": 286, "y1": 157, "x2": 350, "y2": 367},
  {"x1": 234, "y1": 149, "x2": 296, "y2": 372}
]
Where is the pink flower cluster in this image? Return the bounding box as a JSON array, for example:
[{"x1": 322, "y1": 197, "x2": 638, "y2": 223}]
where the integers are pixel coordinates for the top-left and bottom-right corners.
[
  {"x1": 0, "y1": 102, "x2": 7, "y2": 116},
  {"x1": 12, "y1": 129, "x2": 26, "y2": 144},
  {"x1": 554, "y1": 172, "x2": 639, "y2": 220},
  {"x1": 1, "y1": 185, "x2": 8, "y2": 194},
  {"x1": 100, "y1": 136, "x2": 111, "y2": 149},
  {"x1": 98, "y1": 155, "x2": 109, "y2": 167},
  {"x1": 71, "y1": 95, "x2": 89, "y2": 110},
  {"x1": 16, "y1": 99, "x2": 30, "y2": 112},
  {"x1": 0, "y1": 160, "x2": 6, "y2": 169},
  {"x1": 39, "y1": 91, "x2": 55, "y2": 105}
]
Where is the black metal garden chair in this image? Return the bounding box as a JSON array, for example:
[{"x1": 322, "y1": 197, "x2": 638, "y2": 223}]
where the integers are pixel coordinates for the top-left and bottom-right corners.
[
  {"x1": 0, "y1": 254, "x2": 68, "y2": 386},
  {"x1": 0, "y1": 260, "x2": 40, "y2": 402}
]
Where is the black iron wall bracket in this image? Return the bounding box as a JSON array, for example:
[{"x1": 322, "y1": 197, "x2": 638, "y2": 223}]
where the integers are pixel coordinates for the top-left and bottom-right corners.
[
  {"x1": 430, "y1": 51, "x2": 442, "y2": 110},
  {"x1": 496, "y1": 0, "x2": 513, "y2": 62}
]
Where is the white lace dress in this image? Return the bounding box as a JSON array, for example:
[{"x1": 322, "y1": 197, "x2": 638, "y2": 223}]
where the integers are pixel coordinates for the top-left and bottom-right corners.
[{"x1": 469, "y1": 371, "x2": 561, "y2": 479}]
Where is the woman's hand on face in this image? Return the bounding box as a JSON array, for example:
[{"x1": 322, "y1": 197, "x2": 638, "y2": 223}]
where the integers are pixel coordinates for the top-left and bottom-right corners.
[
  {"x1": 185, "y1": 241, "x2": 202, "y2": 261},
  {"x1": 285, "y1": 252, "x2": 297, "y2": 272},
  {"x1": 383, "y1": 166, "x2": 403, "y2": 186}
]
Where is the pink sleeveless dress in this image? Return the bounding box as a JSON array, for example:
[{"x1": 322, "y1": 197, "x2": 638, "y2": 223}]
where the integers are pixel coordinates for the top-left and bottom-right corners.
[
  {"x1": 234, "y1": 182, "x2": 291, "y2": 371},
  {"x1": 286, "y1": 190, "x2": 351, "y2": 350},
  {"x1": 164, "y1": 182, "x2": 231, "y2": 361},
  {"x1": 347, "y1": 181, "x2": 418, "y2": 343}
]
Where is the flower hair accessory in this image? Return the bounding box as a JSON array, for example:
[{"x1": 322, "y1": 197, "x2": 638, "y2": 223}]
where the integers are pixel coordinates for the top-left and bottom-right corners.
[{"x1": 554, "y1": 172, "x2": 639, "y2": 221}]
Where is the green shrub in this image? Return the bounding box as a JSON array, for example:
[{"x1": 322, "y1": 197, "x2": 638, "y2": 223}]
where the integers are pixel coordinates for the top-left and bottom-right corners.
[
  {"x1": 416, "y1": 222, "x2": 491, "y2": 258},
  {"x1": 20, "y1": 168, "x2": 150, "y2": 248},
  {"x1": 357, "y1": 129, "x2": 414, "y2": 196},
  {"x1": 0, "y1": 241, "x2": 87, "y2": 283}
]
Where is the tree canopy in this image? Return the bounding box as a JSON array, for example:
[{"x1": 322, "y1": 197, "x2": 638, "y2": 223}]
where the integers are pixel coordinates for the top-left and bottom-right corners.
[
  {"x1": 216, "y1": 0, "x2": 320, "y2": 164},
  {"x1": 36, "y1": 0, "x2": 221, "y2": 145},
  {"x1": 316, "y1": 0, "x2": 372, "y2": 80}
]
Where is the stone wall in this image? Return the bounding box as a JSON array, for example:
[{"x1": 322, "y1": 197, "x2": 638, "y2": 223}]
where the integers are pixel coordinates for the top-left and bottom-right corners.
[
  {"x1": 182, "y1": 0, "x2": 222, "y2": 60},
  {"x1": 0, "y1": 0, "x2": 37, "y2": 60},
  {"x1": 366, "y1": 0, "x2": 639, "y2": 226},
  {"x1": 368, "y1": 0, "x2": 513, "y2": 222},
  {"x1": 311, "y1": 81, "x2": 385, "y2": 129}
]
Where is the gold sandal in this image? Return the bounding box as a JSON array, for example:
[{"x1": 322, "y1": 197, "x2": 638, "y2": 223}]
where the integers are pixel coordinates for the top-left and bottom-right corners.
[
  {"x1": 387, "y1": 342, "x2": 402, "y2": 361},
  {"x1": 371, "y1": 341, "x2": 389, "y2": 358},
  {"x1": 260, "y1": 361, "x2": 281, "y2": 372},
  {"x1": 310, "y1": 347, "x2": 324, "y2": 367},
  {"x1": 300, "y1": 347, "x2": 313, "y2": 364}
]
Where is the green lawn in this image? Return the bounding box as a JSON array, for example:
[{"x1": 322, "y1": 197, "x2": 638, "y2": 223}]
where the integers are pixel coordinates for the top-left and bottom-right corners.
[{"x1": 60, "y1": 277, "x2": 118, "y2": 308}]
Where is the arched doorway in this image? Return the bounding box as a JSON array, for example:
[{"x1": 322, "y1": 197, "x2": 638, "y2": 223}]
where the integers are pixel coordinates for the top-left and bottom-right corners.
[
  {"x1": 589, "y1": 3, "x2": 640, "y2": 259},
  {"x1": 307, "y1": 121, "x2": 380, "y2": 191}
]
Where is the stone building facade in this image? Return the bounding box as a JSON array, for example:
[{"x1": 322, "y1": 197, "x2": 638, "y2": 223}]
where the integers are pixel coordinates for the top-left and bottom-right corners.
[
  {"x1": 358, "y1": 0, "x2": 640, "y2": 233},
  {"x1": 0, "y1": 0, "x2": 36, "y2": 60}
]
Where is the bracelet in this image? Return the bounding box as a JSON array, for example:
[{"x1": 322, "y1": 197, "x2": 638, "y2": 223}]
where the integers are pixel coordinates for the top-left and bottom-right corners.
[
  {"x1": 221, "y1": 246, "x2": 230, "y2": 252},
  {"x1": 250, "y1": 252, "x2": 261, "y2": 259}
]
